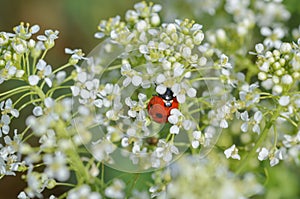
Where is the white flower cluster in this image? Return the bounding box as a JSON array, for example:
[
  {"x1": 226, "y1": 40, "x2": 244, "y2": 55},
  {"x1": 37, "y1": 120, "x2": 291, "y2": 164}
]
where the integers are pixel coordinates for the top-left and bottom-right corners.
[
  {"x1": 150, "y1": 155, "x2": 263, "y2": 198},
  {"x1": 70, "y1": 1, "x2": 226, "y2": 172}
]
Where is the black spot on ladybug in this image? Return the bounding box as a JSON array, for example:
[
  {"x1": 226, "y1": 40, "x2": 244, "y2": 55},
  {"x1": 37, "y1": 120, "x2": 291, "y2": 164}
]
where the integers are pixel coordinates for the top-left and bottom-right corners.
[{"x1": 156, "y1": 113, "x2": 163, "y2": 118}]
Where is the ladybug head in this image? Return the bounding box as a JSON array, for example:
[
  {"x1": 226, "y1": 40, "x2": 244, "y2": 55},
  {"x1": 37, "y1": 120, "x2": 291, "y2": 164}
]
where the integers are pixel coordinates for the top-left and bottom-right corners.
[{"x1": 158, "y1": 88, "x2": 173, "y2": 101}]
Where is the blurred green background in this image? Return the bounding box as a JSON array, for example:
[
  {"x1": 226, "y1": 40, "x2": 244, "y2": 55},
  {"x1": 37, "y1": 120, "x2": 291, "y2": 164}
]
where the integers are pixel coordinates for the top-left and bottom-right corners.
[{"x1": 1, "y1": 0, "x2": 300, "y2": 198}]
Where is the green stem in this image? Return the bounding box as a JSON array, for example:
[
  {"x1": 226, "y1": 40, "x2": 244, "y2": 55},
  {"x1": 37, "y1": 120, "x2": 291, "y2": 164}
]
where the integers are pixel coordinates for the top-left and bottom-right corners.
[
  {"x1": 13, "y1": 92, "x2": 35, "y2": 107},
  {"x1": 40, "y1": 49, "x2": 48, "y2": 61},
  {"x1": 31, "y1": 85, "x2": 46, "y2": 101},
  {"x1": 55, "y1": 93, "x2": 72, "y2": 101},
  {"x1": 56, "y1": 182, "x2": 75, "y2": 187},
  {"x1": 53, "y1": 63, "x2": 72, "y2": 74},
  {"x1": 191, "y1": 77, "x2": 220, "y2": 83},
  {"x1": 0, "y1": 86, "x2": 31, "y2": 97},
  {"x1": 67, "y1": 145, "x2": 90, "y2": 184},
  {"x1": 18, "y1": 98, "x2": 42, "y2": 112},
  {"x1": 46, "y1": 85, "x2": 71, "y2": 98}
]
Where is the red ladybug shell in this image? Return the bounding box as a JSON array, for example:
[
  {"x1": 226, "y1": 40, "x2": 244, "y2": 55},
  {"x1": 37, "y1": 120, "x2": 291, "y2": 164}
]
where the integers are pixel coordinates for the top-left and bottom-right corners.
[{"x1": 147, "y1": 96, "x2": 179, "y2": 123}]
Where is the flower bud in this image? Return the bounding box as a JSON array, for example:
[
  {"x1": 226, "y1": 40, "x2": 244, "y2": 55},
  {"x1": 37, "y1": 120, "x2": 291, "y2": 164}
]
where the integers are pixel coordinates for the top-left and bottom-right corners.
[
  {"x1": 258, "y1": 72, "x2": 267, "y2": 80},
  {"x1": 272, "y1": 84, "x2": 283, "y2": 95},
  {"x1": 280, "y1": 42, "x2": 292, "y2": 54},
  {"x1": 272, "y1": 76, "x2": 280, "y2": 84},
  {"x1": 281, "y1": 74, "x2": 293, "y2": 85}
]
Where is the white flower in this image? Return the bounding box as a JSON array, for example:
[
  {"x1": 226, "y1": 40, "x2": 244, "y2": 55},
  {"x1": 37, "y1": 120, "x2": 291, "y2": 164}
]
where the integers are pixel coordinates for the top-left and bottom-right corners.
[
  {"x1": 17, "y1": 191, "x2": 28, "y2": 199},
  {"x1": 43, "y1": 151, "x2": 70, "y2": 181},
  {"x1": 278, "y1": 96, "x2": 290, "y2": 106},
  {"x1": 65, "y1": 48, "x2": 86, "y2": 64},
  {"x1": 191, "y1": 131, "x2": 202, "y2": 148},
  {"x1": 105, "y1": 179, "x2": 125, "y2": 199},
  {"x1": 281, "y1": 74, "x2": 293, "y2": 85},
  {"x1": 28, "y1": 75, "x2": 40, "y2": 86},
  {"x1": 0, "y1": 114, "x2": 10, "y2": 136},
  {"x1": 67, "y1": 184, "x2": 102, "y2": 199},
  {"x1": 153, "y1": 140, "x2": 179, "y2": 166},
  {"x1": 92, "y1": 139, "x2": 116, "y2": 162},
  {"x1": 269, "y1": 149, "x2": 285, "y2": 167},
  {"x1": 37, "y1": 29, "x2": 59, "y2": 49},
  {"x1": 33, "y1": 106, "x2": 43, "y2": 116},
  {"x1": 258, "y1": 147, "x2": 269, "y2": 161},
  {"x1": 0, "y1": 98, "x2": 19, "y2": 118},
  {"x1": 121, "y1": 63, "x2": 143, "y2": 87},
  {"x1": 170, "y1": 125, "x2": 180, "y2": 134},
  {"x1": 156, "y1": 84, "x2": 167, "y2": 95},
  {"x1": 224, "y1": 144, "x2": 241, "y2": 160},
  {"x1": 255, "y1": 43, "x2": 264, "y2": 53},
  {"x1": 36, "y1": 59, "x2": 53, "y2": 87}
]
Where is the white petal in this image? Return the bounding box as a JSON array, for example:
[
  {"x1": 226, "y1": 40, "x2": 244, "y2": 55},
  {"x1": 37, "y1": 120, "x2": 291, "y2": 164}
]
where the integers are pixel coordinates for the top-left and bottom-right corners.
[
  {"x1": 71, "y1": 86, "x2": 80, "y2": 96},
  {"x1": 220, "y1": 119, "x2": 228, "y2": 128},
  {"x1": 255, "y1": 43, "x2": 264, "y2": 53},
  {"x1": 121, "y1": 137, "x2": 129, "y2": 147},
  {"x1": 77, "y1": 72, "x2": 87, "y2": 83},
  {"x1": 94, "y1": 32, "x2": 105, "y2": 39},
  {"x1": 132, "y1": 75, "x2": 142, "y2": 86},
  {"x1": 240, "y1": 111, "x2": 249, "y2": 121},
  {"x1": 173, "y1": 63, "x2": 184, "y2": 77},
  {"x1": 182, "y1": 47, "x2": 191, "y2": 58},
  {"x1": 252, "y1": 124, "x2": 260, "y2": 134},
  {"x1": 176, "y1": 94, "x2": 186, "y2": 103},
  {"x1": 8, "y1": 66, "x2": 16, "y2": 75},
  {"x1": 80, "y1": 89, "x2": 90, "y2": 99},
  {"x1": 278, "y1": 96, "x2": 290, "y2": 106},
  {"x1": 2, "y1": 125, "x2": 9, "y2": 134},
  {"x1": 254, "y1": 111, "x2": 263, "y2": 122},
  {"x1": 224, "y1": 146, "x2": 233, "y2": 159},
  {"x1": 241, "y1": 122, "x2": 248, "y2": 132},
  {"x1": 1, "y1": 114, "x2": 10, "y2": 124},
  {"x1": 94, "y1": 99, "x2": 103, "y2": 108},
  {"x1": 36, "y1": 59, "x2": 46, "y2": 70},
  {"x1": 152, "y1": 4, "x2": 162, "y2": 12},
  {"x1": 170, "y1": 145, "x2": 179, "y2": 154},
  {"x1": 10, "y1": 109, "x2": 19, "y2": 118},
  {"x1": 193, "y1": 131, "x2": 201, "y2": 139},
  {"x1": 156, "y1": 74, "x2": 166, "y2": 84},
  {"x1": 171, "y1": 83, "x2": 180, "y2": 95},
  {"x1": 45, "y1": 78, "x2": 52, "y2": 87},
  {"x1": 170, "y1": 108, "x2": 181, "y2": 116},
  {"x1": 192, "y1": 140, "x2": 200, "y2": 148},
  {"x1": 33, "y1": 106, "x2": 43, "y2": 116},
  {"x1": 187, "y1": 88, "x2": 196, "y2": 97},
  {"x1": 156, "y1": 84, "x2": 167, "y2": 95},
  {"x1": 168, "y1": 115, "x2": 178, "y2": 124},
  {"x1": 270, "y1": 158, "x2": 279, "y2": 167},
  {"x1": 45, "y1": 97, "x2": 55, "y2": 108},
  {"x1": 123, "y1": 77, "x2": 131, "y2": 87},
  {"x1": 28, "y1": 75, "x2": 40, "y2": 86},
  {"x1": 232, "y1": 154, "x2": 241, "y2": 160},
  {"x1": 44, "y1": 65, "x2": 52, "y2": 76},
  {"x1": 128, "y1": 110, "x2": 137, "y2": 118},
  {"x1": 30, "y1": 25, "x2": 40, "y2": 34},
  {"x1": 139, "y1": 45, "x2": 148, "y2": 54},
  {"x1": 258, "y1": 148, "x2": 269, "y2": 161},
  {"x1": 182, "y1": 120, "x2": 192, "y2": 130},
  {"x1": 170, "y1": 125, "x2": 179, "y2": 134}
]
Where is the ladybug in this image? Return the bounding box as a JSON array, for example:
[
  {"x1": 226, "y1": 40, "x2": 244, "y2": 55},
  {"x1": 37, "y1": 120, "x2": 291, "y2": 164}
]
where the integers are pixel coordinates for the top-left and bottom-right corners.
[{"x1": 147, "y1": 88, "x2": 179, "y2": 123}]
